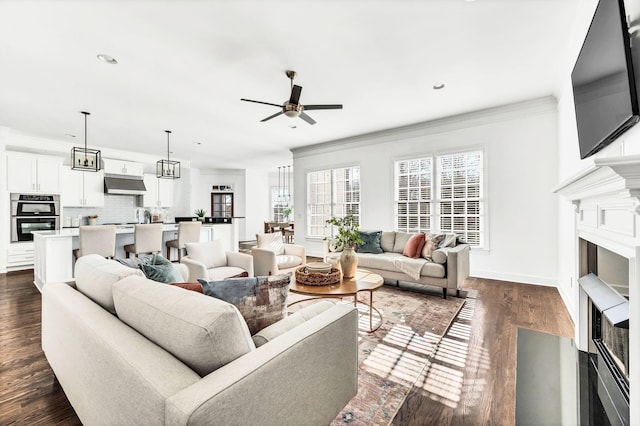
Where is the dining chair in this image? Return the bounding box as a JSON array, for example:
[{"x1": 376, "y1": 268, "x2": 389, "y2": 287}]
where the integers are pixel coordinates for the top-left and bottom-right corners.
[{"x1": 123, "y1": 223, "x2": 163, "y2": 258}]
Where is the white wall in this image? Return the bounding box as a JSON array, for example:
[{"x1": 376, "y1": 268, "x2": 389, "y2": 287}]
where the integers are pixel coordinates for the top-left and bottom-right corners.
[
  {"x1": 293, "y1": 97, "x2": 560, "y2": 286},
  {"x1": 245, "y1": 169, "x2": 270, "y2": 241}
]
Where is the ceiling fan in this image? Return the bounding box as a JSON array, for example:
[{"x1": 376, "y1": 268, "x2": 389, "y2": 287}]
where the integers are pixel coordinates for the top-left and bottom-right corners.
[{"x1": 241, "y1": 70, "x2": 343, "y2": 125}]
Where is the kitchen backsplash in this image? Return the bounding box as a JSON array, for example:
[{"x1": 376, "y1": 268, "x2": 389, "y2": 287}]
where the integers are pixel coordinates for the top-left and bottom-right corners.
[{"x1": 63, "y1": 194, "x2": 156, "y2": 226}]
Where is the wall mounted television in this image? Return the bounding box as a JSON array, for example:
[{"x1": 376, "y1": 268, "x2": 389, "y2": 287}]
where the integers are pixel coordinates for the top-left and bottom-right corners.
[{"x1": 571, "y1": 0, "x2": 640, "y2": 159}]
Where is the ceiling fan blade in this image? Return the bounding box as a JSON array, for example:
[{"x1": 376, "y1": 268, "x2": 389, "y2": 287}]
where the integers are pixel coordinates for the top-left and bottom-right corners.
[
  {"x1": 289, "y1": 85, "x2": 302, "y2": 105},
  {"x1": 260, "y1": 110, "x2": 284, "y2": 122},
  {"x1": 303, "y1": 104, "x2": 343, "y2": 110},
  {"x1": 241, "y1": 98, "x2": 282, "y2": 108},
  {"x1": 299, "y1": 112, "x2": 316, "y2": 125}
]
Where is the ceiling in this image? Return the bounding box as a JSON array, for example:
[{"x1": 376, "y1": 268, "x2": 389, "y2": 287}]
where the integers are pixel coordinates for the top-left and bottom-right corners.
[{"x1": 0, "y1": 0, "x2": 581, "y2": 171}]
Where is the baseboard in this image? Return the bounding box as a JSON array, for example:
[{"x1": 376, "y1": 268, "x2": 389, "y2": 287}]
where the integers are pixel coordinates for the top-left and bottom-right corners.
[{"x1": 470, "y1": 269, "x2": 557, "y2": 287}]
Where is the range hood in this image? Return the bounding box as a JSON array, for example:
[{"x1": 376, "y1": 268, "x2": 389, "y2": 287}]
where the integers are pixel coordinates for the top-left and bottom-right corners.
[{"x1": 104, "y1": 174, "x2": 147, "y2": 195}]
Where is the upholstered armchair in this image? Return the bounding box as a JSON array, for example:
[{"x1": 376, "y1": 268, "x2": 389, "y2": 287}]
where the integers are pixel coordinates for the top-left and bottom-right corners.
[
  {"x1": 251, "y1": 232, "x2": 306, "y2": 276},
  {"x1": 181, "y1": 240, "x2": 254, "y2": 282}
]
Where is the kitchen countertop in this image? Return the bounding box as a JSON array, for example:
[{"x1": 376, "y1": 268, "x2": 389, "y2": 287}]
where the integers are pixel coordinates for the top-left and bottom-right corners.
[{"x1": 34, "y1": 222, "x2": 230, "y2": 238}]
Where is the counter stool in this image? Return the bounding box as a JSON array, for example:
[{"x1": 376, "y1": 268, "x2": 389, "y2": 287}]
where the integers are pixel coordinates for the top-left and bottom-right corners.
[
  {"x1": 165, "y1": 221, "x2": 201, "y2": 262},
  {"x1": 73, "y1": 225, "x2": 117, "y2": 259},
  {"x1": 123, "y1": 223, "x2": 163, "y2": 258}
]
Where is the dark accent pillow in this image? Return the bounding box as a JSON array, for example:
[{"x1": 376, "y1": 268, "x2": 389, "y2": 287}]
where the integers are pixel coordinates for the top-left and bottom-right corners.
[
  {"x1": 357, "y1": 231, "x2": 383, "y2": 254},
  {"x1": 119, "y1": 253, "x2": 183, "y2": 284},
  {"x1": 198, "y1": 275, "x2": 290, "y2": 335},
  {"x1": 402, "y1": 233, "x2": 426, "y2": 258}
]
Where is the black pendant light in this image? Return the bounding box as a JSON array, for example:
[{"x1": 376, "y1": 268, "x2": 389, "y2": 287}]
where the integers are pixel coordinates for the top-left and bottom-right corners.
[
  {"x1": 71, "y1": 111, "x2": 101, "y2": 172},
  {"x1": 156, "y1": 130, "x2": 180, "y2": 179}
]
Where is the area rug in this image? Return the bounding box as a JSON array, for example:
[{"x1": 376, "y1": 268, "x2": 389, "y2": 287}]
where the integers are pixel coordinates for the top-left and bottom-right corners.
[{"x1": 289, "y1": 285, "x2": 465, "y2": 425}]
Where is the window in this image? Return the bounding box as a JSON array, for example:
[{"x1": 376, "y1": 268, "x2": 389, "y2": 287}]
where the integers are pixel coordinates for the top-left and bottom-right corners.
[
  {"x1": 211, "y1": 192, "x2": 234, "y2": 218},
  {"x1": 395, "y1": 150, "x2": 483, "y2": 247},
  {"x1": 307, "y1": 166, "x2": 360, "y2": 237},
  {"x1": 271, "y1": 187, "x2": 288, "y2": 222}
]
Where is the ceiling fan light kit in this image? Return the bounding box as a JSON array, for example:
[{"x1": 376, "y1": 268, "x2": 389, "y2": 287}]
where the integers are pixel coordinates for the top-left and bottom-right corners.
[
  {"x1": 241, "y1": 70, "x2": 342, "y2": 125},
  {"x1": 156, "y1": 130, "x2": 180, "y2": 179},
  {"x1": 71, "y1": 111, "x2": 102, "y2": 172}
]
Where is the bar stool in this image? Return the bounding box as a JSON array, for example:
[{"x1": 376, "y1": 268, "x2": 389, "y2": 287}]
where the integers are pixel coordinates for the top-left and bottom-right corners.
[
  {"x1": 73, "y1": 225, "x2": 117, "y2": 259},
  {"x1": 165, "y1": 221, "x2": 201, "y2": 262},
  {"x1": 123, "y1": 223, "x2": 163, "y2": 258}
]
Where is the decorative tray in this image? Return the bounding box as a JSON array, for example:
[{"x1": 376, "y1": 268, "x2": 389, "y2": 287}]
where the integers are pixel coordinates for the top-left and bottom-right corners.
[{"x1": 295, "y1": 266, "x2": 341, "y2": 286}]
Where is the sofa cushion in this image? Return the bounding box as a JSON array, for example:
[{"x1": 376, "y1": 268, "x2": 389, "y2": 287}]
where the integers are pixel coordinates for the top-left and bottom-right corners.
[
  {"x1": 185, "y1": 241, "x2": 227, "y2": 269},
  {"x1": 420, "y1": 262, "x2": 446, "y2": 278},
  {"x1": 113, "y1": 275, "x2": 254, "y2": 377},
  {"x1": 256, "y1": 232, "x2": 285, "y2": 256},
  {"x1": 75, "y1": 254, "x2": 145, "y2": 314},
  {"x1": 198, "y1": 275, "x2": 290, "y2": 335},
  {"x1": 380, "y1": 231, "x2": 396, "y2": 252},
  {"x1": 392, "y1": 232, "x2": 414, "y2": 253},
  {"x1": 402, "y1": 233, "x2": 426, "y2": 258},
  {"x1": 357, "y1": 230, "x2": 383, "y2": 254},
  {"x1": 357, "y1": 252, "x2": 403, "y2": 273},
  {"x1": 252, "y1": 300, "x2": 336, "y2": 347},
  {"x1": 422, "y1": 233, "x2": 446, "y2": 261}
]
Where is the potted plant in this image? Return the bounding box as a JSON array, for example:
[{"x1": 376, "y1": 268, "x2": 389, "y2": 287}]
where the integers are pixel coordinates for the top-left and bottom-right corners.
[
  {"x1": 325, "y1": 211, "x2": 363, "y2": 278},
  {"x1": 282, "y1": 206, "x2": 293, "y2": 222},
  {"x1": 194, "y1": 209, "x2": 207, "y2": 222}
]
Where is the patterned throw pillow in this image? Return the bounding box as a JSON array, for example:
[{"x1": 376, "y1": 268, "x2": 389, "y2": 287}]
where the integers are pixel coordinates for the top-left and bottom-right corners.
[
  {"x1": 198, "y1": 274, "x2": 291, "y2": 335},
  {"x1": 402, "y1": 233, "x2": 426, "y2": 258},
  {"x1": 357, "y1": 231, "x2": 383, "y2": 254},
  {"x1": 422, "y1": 233, "x2": 446, "y2": 261},
  {"x1": 438, "y1": 233, "x2": 458, "y2": 248}
]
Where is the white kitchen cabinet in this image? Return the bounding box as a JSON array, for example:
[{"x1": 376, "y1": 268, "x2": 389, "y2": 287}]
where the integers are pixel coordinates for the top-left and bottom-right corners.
[
  {"x1": 143, "y1": 173, "x2": 173, "y2": 207},
  {"x1": 102, "y1": 159, "x2": 144, "y2": 176},
  {"x1": 61, "y1": 166, "x2": 104, "y2": 207},
  {"x1": 6, "y1": 152, "x2": 62, "y2": 193}
]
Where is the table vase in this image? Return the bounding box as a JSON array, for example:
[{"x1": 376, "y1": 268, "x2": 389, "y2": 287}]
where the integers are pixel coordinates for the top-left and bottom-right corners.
[{"x1": 340, "y1": 246, "x2": 358, "y2": 278}]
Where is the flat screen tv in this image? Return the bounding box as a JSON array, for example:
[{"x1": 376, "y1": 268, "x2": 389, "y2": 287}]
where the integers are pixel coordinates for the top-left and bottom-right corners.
[{"x1": 571, "y1": 0, "x2": 639, "y2": 159}]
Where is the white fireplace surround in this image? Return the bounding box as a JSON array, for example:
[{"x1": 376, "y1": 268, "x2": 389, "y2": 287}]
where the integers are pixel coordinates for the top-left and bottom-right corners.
[{"x1": 554, "y1": 154, "x2": 640, "y2": 424}]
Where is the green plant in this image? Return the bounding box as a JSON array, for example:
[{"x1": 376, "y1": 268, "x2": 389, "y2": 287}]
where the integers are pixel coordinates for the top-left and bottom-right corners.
[
  {"x1": 325, "y1": 211, "x2": 363, "y2": 249},
  {"x1": 194, "y1": 208, "x2": 206, "y2": 217},
  {"x1": 282, "y1": 206, "x2": 293, "y2": 219}
]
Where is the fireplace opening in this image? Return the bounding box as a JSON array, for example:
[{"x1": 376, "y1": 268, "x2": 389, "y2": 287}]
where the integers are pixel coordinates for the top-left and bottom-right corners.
[{"x1": 579, "y1": 239, "x2": 630, "y2": 425}]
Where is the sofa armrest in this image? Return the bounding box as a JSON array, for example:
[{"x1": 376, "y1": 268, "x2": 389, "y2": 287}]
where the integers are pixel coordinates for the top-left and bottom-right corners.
[
  {"x1": 251, "y1": 247, "x2": 278, "y2": 276},
  {"x1": 180, "y1": 256, "x2": 209, "y2": 282},
  {"x1": 226, "y1": 251, "x2": 254, "y2": 277},
  {"x1": 283, "y1": 243, "x2": 306, "y2": 261},
  {"x1": 445, "y1": 244, "x2": 470, "y2": 290},
  {"x1": 165, "y1": 303, "x2": 358, "y2": 426}
]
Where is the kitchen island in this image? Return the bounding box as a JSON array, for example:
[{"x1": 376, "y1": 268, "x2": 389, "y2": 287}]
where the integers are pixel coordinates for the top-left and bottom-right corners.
[{"x1": 32, "y1": 222, "x2": 238, "y2": 292}]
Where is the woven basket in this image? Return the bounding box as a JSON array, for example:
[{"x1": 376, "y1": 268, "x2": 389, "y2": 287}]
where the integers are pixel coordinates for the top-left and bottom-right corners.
[{"x1": 295, "y1": 266, "x2": 341, "y2": 286}]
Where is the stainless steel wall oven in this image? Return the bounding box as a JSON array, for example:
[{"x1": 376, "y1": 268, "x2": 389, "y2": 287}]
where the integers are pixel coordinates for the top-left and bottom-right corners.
[{"x1": 10, "y1": 193, "x2": 60, "y2": 242}]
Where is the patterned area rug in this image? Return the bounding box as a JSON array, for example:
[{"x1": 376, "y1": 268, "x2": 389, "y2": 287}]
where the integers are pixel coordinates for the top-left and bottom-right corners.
[{"x1": 290, "y1": 285, "x2": 465, "y2": 425}]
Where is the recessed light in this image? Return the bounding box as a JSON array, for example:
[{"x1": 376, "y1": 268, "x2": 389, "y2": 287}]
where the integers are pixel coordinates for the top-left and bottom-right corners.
[
  {"x1": 97, "y1": 54, "x2": 118, "y2": 64},
  {"x1": 433, "y1": 83, "x2": 445, "y2": 90},
  {"x1": 193, "y1": 141, "x2": 202, "y2": 145},
  {"x1": 289, "y1": 125, "x2": 297, "y2": 129},
  {"x1": 65, "y1": 133, "x2": 76, "y2": 138}
]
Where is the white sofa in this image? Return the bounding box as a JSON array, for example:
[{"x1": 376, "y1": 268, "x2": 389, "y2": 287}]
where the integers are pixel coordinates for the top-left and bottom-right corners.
[
  {"x1": 42, "y1": 255, "x2": 358, "y2": 425},
  {"x1": 326, "y1": 231, "x2": 470, "y2": 298}
]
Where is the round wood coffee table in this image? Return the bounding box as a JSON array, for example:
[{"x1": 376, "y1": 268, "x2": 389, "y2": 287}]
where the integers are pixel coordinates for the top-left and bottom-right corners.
[{"x1": 289, "y1": 268, "x2": 384, "y2": 332}]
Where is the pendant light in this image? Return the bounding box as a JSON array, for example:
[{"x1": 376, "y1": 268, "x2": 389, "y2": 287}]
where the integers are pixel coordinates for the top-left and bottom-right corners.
[
  {"x1": 156, "y1": 130, "x2": 181, "y2": 179},
  {"x1": 71, "y1": 111, "x2": 101, "y2": 172}
]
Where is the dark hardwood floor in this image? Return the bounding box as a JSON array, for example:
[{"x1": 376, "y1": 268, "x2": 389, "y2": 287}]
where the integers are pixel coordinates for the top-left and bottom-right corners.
[{"x1": 0, "y1": 271, "x2": 573, "y2": 425}]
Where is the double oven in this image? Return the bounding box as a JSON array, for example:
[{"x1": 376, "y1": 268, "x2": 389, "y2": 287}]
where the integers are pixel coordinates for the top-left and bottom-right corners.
[{"x1": 10, "y1": 193, "x2": 60, "y2": 242}]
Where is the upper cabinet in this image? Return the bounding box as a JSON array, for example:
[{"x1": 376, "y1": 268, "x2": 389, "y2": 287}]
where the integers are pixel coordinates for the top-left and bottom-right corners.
[
  {"x1": 142, "y1": 173, "x2": 173, "y2": 207},
  {"x1": 102, "y1": 159, "x2": 144, "y2": 176},
  {"x1": 61, "y1": 166, "x2": 104, "y2": 207},
  {"x1": 6, "y1": 152, "x2": 62, "y2": 193}
]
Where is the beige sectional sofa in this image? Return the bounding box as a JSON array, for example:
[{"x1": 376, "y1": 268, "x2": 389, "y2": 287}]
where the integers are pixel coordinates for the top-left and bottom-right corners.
[
  {"x1": 42, "y1": 255, "x2": 358, "y2": 425},
  {"x1": 326, "y1": 231, "x2": 470, "y2": 298}
]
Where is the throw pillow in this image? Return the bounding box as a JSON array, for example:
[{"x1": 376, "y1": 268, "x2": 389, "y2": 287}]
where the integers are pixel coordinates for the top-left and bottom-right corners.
[
  {"x1": 402, "y1": 233, "x2": 426, "y2": 258},
  {"x1": 140, "y1": 262, "x2": 184, "y2": 284},
  {"x1": 169, "y1": 282, "x2": 204, "y2": 293},
  {"x1": 198, "y1": 274, "x2": 291, "y2": 335},
  {"x1": 422, "y1": 233, "x2": 446, "y2": 261},
  {"x1": 256, "y1": 233, "x2": 285, "y2": 256},
  {"x1": 439, "y1": 233, "x2": 458, "y2": 248},
  {"x1": 357, "y1": 231, "x2": 383, "y2": 254}
]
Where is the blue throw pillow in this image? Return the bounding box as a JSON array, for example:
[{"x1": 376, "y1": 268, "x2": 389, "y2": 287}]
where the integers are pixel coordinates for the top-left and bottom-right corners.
[
  {"x1": 198, "y1": 275, "x2": 290, "y2": 334},
  {"x1": 139, "y1": 262, "x2": 183, "y2": 284},
  {"x1": 357, "y1": 231, "x2": 383, "y2": 254}
]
